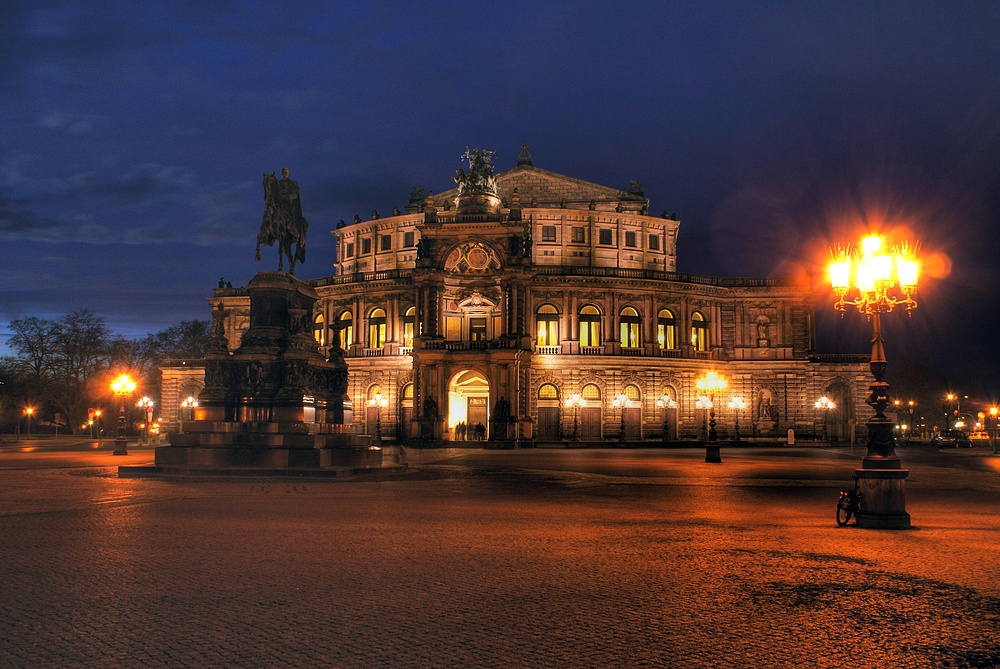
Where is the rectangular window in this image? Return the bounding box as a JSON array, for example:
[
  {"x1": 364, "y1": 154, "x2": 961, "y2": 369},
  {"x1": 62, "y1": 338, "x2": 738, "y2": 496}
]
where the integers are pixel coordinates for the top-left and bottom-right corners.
[
  {"x1": 361, "y1": 238, "x2": 372, "y2": 255},
  {"x1": 380, "y1": 234, "x2": 391, "y2": 251},
  {"x1": 404, "y1": 231, "x2": 415, "y2": 247},
  {"x1": 599, "y1": 229, "x2": 612, "y2": 245},
  {"x1": 571, "y1": 227, "x2": 585, "y2": 243},
  {"x1": 470, "y1": 317, "x2": 487, "y2": 341},
  {"x1": 541, "y1": 225, "x2": 556, "y2": 242},
  {"x1": 625, "y1": 231, "x2": 637, "y2": 247},
  {"x1": 345, "y1": 243, "x2": 355, "y2": 258},
  {"x1": 446, "y1": 317, "x2": 462, "y2": 341},
  {"x1": 649, "y1": 234, "x2": 659, "y2": 251}
]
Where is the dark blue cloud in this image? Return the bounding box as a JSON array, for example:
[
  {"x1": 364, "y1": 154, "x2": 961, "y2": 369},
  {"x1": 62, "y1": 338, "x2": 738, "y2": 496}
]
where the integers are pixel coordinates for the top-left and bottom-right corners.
[{"x1": 0, "y1": 1, "x2": 998, "y2": 391}]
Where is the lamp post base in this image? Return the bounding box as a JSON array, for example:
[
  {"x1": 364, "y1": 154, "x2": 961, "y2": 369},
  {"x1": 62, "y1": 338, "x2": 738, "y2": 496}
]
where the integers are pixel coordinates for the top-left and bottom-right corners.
[
  {"x1": 705, "y1": 444, "x2": 721, "y2": 463},
  {"x1": 855, "y1": 467, "x2": 910, "y2": 529},
  {"x1": 112, "y1": 438, "x2": 129, "y2": 456}
]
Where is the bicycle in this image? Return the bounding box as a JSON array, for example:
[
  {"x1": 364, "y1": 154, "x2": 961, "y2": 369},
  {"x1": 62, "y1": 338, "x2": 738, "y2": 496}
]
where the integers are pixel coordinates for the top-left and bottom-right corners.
[{"x1": 836, "y1": 474, "x2": 861, "y2": 526}]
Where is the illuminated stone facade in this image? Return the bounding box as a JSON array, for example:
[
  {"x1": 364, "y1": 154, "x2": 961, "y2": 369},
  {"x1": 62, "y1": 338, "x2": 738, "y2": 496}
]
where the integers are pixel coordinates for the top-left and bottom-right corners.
[{"x1": 162, "y1": 151, "x2": 871, "y2": 443}]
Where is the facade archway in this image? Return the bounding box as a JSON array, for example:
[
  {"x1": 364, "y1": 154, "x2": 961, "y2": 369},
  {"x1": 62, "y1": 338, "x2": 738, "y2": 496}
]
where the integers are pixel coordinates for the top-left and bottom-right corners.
[
  {"x1": 448, "y1": 370, "x2": 490, "y2": 440},
  {"x1": 580, "y1": 383, "x2": 602, "y2": 440},
  {"x1": 537, "y1": 383, "x2": 561, "y2": 439},
  {"x1": 823, "y1": 378, "x2": 856, "y2": 443}
]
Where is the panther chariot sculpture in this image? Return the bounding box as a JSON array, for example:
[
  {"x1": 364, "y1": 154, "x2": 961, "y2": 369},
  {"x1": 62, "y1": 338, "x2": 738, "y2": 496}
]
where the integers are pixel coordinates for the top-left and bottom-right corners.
[{"x1": 256, "y1": 167, "x2": 308, "y2": 275}]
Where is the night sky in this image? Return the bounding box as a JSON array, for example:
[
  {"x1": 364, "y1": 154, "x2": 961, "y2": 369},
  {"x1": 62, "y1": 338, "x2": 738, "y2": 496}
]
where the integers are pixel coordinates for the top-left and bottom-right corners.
[{"x1": 2, "y1": 2, "x2": 999, "y2": 393}]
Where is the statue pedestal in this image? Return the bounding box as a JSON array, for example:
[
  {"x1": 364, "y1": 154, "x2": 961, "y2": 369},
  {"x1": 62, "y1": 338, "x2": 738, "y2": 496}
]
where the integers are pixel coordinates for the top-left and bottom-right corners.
[{"x1": 149, "y1": 272, "x2": 381, "y2": 473}]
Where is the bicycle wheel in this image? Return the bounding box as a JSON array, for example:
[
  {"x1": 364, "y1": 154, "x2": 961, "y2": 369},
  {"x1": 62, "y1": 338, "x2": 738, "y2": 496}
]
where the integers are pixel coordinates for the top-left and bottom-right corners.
[{"x1": 836, "y1": 497, "x2": 853, "y2": 526}]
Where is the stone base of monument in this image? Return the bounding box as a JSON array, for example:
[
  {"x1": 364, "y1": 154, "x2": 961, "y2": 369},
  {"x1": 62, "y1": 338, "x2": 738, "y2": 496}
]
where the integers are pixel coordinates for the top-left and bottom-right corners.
[
  {"x1": 120, "y1": 270, "x2": 395, "y2": 479},
  {"x1": 854, "y1": 467, "x2": 911, "y2": 529},
  {"x1": 153, "y1": 421, "x2": 381, "y2": 469}
]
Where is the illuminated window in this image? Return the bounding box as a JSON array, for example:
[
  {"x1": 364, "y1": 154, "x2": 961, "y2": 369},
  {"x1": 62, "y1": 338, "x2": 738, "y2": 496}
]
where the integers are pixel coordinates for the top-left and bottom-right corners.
[
  {"x1": 657, "y1": 308, "x2": 677, "y2": 349},
  {"x1": 599, "y1": 229, "x2": 612, "y2": 245},
  {"x1": 446, "y1": 317, "x2": 461, "y2": 340},
  {"x1": 368, "y1": 308, "x2": 386, "y2": 348},
  {"x1": 619, "y1": 307, "x2": 641, "y2": 348},
  {"x1": 691, "y1": 311, "x2": 708, "y2": 351},
  {"x1": 539, "y1": 384, "x2": 559, "y2": 399},
  {"x1": 582, "y1": 384, "x2": 601, "y2": 400},
  {"x1": 625, "y1": 231, "x2": 637, "y2": 247},
  {"x1": 368, "y1": 385, "x2": 382, "y2": 401},
  {"x1": 470, "y1": 317, "x2": 487, "y2": 341},
  {"x1": 624, "y1": 385, "x2": 641, "y2": 401},
  {"x1": 402, "y1": 306, "x2": 415, "y2": 347},
  {"x1": 541, "y1": 225, "x2": 556, "y2": 242},
  {"x1": 313, "y1": 313, "x2": 326, "y2": 346},
  {"x1": 338, "y1": 310, "x2": 353, "y2": 349},
  {"x1": 579, "y1": 305, "x2": 602, "y2": 346},
  {"x1": 536, "y1": 304, "x2": 560, "y2": 346},
  {"x1": 403, "y1": 384, "x2": 414, "y2": 399}
]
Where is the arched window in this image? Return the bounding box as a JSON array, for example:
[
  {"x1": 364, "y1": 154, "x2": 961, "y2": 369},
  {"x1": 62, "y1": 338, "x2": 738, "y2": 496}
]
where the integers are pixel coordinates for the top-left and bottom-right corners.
[
  {"x1": 582, "y1": 383, "x2": 601, "y2": 400},
  {"x1": 579, "y1": 305, "x2": 602, "y2": 347},
  {"x1": 313, "y1": 313, "x2": 326, "y2": 346},
  {"x1": 624, "y1": 384, "x2": 641, "y2": 402},
  {"x1": 536, "y1": 304, "x2": 560, "y2": 347},
  {"x1": 661, "y1": 386, "x2": 677, "y2": 403},
  {"x1": 338, "y1": 310, "x2": 353, "y2": 350},
  {"x1": 402, "y1": 306, "x2": 416, "y2": 348},
  {"x1": 691, "y1": 311, "x2": 709, "y2": 351},
  {"x1": 368, "y1": 308, "x2": 387, "y2": 348},
  {"x1": 367, "y1": 385, "x2": 383, "y2": 401},
  {"x1": 657, "y1": 308, "x2": 677, "y2": 350},
  {"x1": 619, "y1": 306, "x2": 641, "y2": 348},
  {"x1": 538, "y1": 384, "x2": 559, "y2": 399}
]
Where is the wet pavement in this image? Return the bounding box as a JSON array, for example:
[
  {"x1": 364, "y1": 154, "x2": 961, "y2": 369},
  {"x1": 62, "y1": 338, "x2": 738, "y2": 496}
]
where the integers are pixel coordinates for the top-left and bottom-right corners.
[{"x1": 2, "y1": 441, "x2": 999, "y2": 668}]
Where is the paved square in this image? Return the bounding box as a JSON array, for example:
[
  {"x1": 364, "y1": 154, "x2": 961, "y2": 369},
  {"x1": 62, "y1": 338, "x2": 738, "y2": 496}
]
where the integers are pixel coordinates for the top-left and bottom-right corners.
[{"x1": 2, "y1": 443, "x2": 999, "y2": 667}]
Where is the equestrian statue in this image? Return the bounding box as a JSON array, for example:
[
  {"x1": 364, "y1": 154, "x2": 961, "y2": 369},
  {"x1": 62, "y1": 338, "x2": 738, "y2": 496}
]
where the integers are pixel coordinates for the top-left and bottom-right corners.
[{"x1": 257, "y1": 167, "x2": 307, "y2": 275}]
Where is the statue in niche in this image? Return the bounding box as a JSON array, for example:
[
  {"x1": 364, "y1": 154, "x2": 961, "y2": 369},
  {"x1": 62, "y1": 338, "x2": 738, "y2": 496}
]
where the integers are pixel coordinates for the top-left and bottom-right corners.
[
  {"x1": 423, "y1": 396, "x2": 439, "y2": 420},
  {"x1": 757, "y1": 319, "x2": 770, "y2": 346},
  {"x1": 257, "y1": 168, "x2": 307, "y2": 275}
]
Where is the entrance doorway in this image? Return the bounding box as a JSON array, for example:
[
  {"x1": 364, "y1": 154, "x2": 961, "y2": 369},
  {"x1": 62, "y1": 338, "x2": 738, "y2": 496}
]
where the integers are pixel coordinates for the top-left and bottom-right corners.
[{"x1": 448, "y1": 370, "x2": 490, "y2": 440}]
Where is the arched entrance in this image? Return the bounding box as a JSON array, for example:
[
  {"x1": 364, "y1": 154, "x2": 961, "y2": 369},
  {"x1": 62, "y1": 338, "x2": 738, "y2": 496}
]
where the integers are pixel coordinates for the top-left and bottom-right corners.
[
  {"x1": 824, "y1": 380, "x2": 855, "y2": 443},
  {"x1": 537, "y1": 383, "x2": 561, "y2": 439},
  {"x1": 448, "y1": 370, "x2": 490, "y2": 440}
]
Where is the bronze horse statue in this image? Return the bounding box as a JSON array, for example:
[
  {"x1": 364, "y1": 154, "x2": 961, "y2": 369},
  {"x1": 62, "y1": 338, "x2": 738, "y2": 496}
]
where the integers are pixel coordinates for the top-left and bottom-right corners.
[{"x1": 256, "y1": 169, "x2": 307, "y2": 275}]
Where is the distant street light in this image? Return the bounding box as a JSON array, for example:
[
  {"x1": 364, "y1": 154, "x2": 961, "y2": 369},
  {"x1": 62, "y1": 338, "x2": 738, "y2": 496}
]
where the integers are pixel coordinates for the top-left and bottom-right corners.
[
  {"x1": 565, "y1": 393, "x2": 584, "y2": 442},
  {"x1": 990, "y1": 406, "x2": 998, "y2": 455},
  {"x1": 829, "y1": 232, "x2": 919, "y2": 528},
  {"x1": 612, "y1": 392, "x2": 631, "y2": 442},
  {"x1": 23, "y1": 407, "x2": 34, "y2": 440},
  {"x1": 656, "y1": 395, "x2": 676, "y2": 444},
  {"x1": 697, "y1": 371, "x2": 726, "y2": 462},
  {"x1": 814, "y1": 396, "x2": 836, "y2": 443},
  {"x1": 728, "y1": 396, "x2": 745, "y2": 444},
  {"x1": 137, "y1": 397, "x2": 154, "y2": 446},
  {"x1": 368, "y1": 392, "x2": 389, "y2": 444},
  {"x1": 111, "y1": 374, "x2": 136, "y2": 456}
]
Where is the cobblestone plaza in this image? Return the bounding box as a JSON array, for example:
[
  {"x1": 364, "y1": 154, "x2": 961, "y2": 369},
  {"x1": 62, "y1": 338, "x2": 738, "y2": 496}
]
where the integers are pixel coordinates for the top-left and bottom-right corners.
[{"x1": 2, "y1": 443, "x2": 999, "y2": 668}]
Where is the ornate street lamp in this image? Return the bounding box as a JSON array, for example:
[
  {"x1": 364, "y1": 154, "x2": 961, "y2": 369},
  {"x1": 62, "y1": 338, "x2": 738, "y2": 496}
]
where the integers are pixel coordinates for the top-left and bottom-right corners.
[
  {"x1": 565, "y1": 393, "x2": 584, "y2": 442},
  {"x1": 612, "y1": 392, "x2": 631, "y2": 442},
  {"x1": 697, "y1": 371, "x2": 726, "y2": 462},
  {"x1": 814, "y1": 396, "x2": 836, "y2": 443},
  {"x1": 111, "y1": 374, "x2": 136, "y2": 456},
  {"x1": 369, "y1": 392, "x2": 389, "y2": 444},
  {"x1": 137, "y1": 397, "x2": 154, "y2": 446},
  {"x1": 728, "y1": 396, "x2": 745, "y2": 444},
  {"x1": 656, "y1": 395, "x2": 676, "y2": 444},
  {"x1": 829, "y1": 233, "x2": 919, "y2": 528}
]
